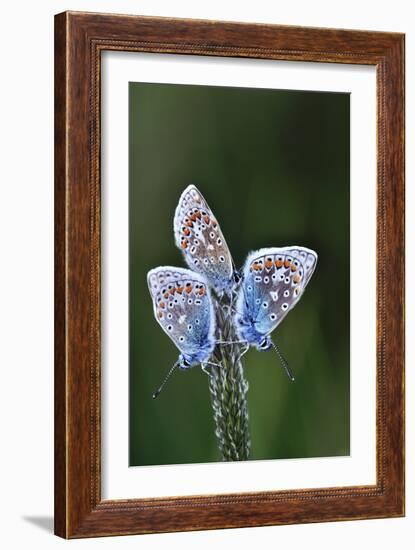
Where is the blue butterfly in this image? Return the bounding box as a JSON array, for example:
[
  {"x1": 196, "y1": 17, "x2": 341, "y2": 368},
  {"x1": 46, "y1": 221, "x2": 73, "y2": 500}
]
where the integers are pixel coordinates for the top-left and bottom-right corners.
[
  {"x1": 234, "y1": 247, "x2": 318, "y2": 379},
  {"x1": 147, "y1": 266, "x2": 218, "y2": 397},
  {"x1": 174, "y1": 185, "x2": 238, "y2": 295}
]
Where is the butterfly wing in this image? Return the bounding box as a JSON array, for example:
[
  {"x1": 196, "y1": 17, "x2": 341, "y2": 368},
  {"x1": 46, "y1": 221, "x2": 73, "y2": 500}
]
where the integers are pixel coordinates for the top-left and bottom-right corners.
[
  {"x1": 173, "y1": 185, "x2": 234, "y2": 293},
  {"x1": 147, "y1": 266, "x2": 216, "y2": 365},
  {"x1": 235, "y1": 247, "x2": 318, "y2": 345}
]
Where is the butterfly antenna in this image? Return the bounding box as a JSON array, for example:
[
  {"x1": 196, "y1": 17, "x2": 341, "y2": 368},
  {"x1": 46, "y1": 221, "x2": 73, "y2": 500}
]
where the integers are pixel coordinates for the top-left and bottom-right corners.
[
  {"x1": 152, "y1": 360, "x2": 179, "y2": 399},
  {"x1": 270, "y1": 339, "x2": 295, "y2": 382}
]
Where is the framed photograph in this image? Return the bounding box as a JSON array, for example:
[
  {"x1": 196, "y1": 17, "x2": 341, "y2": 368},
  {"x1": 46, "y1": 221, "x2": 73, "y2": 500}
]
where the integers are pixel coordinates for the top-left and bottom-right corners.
[{"x1": 54, "y1": 11, "x2": 405, "y2": 538}]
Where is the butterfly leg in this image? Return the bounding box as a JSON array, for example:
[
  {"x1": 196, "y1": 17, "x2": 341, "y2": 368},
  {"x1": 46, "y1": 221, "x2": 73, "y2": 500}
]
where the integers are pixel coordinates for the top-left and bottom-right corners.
[
  {"x1": 214, "y1": 341, "x2": 249, "y2": 362},
  {"x1": 235, "y1": 343, "x2": 250, "y2": 363},
  {"x1": 216, "y1": 339, "x2": 247, "y2": 345},
  {"x1": 201, "y1": 364, "x2": 211, "y2": 376},
  {"x1": 201, "y1": 361, "x2": 223, "y2": 376},
  {"x1": 206, "y1": 360, "x2": 224, "y2": 369}
]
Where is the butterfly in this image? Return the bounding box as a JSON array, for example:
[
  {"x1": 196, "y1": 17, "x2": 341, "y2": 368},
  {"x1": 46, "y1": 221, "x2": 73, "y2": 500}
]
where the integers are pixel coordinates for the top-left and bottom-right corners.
[
  {"x1": 173, "y1": 185, "x2": 237, "y2": 295},
  {"x1": 234, "y1": 246, "x2": 318, "y2": 379},
  {"x1": 147, "y1": 266, "x2": 218, "y2": 397}
]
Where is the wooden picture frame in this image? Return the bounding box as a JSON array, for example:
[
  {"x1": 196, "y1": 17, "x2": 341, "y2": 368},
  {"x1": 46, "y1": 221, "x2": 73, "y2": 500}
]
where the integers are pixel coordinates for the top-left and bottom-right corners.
[{"x1": 54, "y1": 11, "x2": 405, "y2": 538}]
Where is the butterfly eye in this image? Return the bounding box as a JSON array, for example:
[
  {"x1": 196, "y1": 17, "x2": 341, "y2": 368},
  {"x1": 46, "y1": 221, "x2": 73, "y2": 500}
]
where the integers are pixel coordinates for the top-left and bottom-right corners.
[{"x1": 259, "y1": 339, "x2": 269, "y2": 350}]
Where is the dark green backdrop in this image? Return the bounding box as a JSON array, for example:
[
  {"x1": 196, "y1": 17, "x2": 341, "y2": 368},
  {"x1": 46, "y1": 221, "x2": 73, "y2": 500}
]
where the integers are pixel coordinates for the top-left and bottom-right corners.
[{"x1": 129, "y1": 82, "x2": 350, "y2": 466}]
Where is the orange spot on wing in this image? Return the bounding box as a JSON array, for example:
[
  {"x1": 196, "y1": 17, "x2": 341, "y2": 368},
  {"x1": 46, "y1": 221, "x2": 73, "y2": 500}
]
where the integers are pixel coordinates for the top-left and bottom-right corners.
[
  {"x1": 275, "y1": 260, "x2": 283, "y2": 268},
  {"x1": 169, "y1": 288, "x2": 176, "y2": 295},
  {"x1": 293, "y1": 274, "x2": 301, "y2": 284},
  {"x1": 190, "y1": 214, "x2": 198, "y2": 222},
  {"x1": 195, "y1": 211, "x2": 202, "y2": 219},
  {"x1": 265, "y1": 260, "x2": 273, "y2": 269},
  {"x1": 159, "y1": 301, "x2": 166, "y2": 309},
  {"x1": 158, "y1": 310, "x2": 163, "y2": 318},
  {"x1": 176, "y1": 287, "x2": 183, "y2": 294},
  {"x1": 181, "y1": 240, "x2": 188, "y2": 249},
  {"x1": 253, "y1": 264, "x2": 262, "y2": 271},
  {"x1": 185, "y1": 285, "x2": 193, "y2": 294},
  {"x1": 291, "y1": 265, "x2": 297, "y2": 272},
  {"x1": 163, "y1": 292, "x2": 169, "y2": 299},
  {"x1": 204, "y1": 215, "x2": 210, "y2": 224},
  {"x1": 185, "y1": 220, "x2": 193, "y2": 228},
  {"x1": 198, "y1": 287, "x2": 205, "y2": 296},
  {"x1": 183, "y1": 227, "x2": 191, "y2": 236},
  {"x1": 284, "y1": 259, "x2": 291, "y2": 268}
]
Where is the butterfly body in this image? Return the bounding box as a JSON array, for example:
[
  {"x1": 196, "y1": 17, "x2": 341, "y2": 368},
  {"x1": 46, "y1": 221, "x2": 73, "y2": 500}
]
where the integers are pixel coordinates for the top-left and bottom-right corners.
[
  {"x1": 147, "y1": 266, "x2": 216, "y2": 367},
  {"x1": 235, "y1": 247, "x2": 318, "y2": 349},
  {"x1": 174, "y1": 185, "x2": 236, "y2": 294}
]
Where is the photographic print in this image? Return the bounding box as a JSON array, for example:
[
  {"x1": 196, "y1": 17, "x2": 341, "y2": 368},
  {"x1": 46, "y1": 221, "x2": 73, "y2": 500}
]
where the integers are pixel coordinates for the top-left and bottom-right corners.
[
  {"x1": 129, "y1": 82, "x2": 350, "y2": 467},
  {"x1": 55, "y1": 13, "x2": 404, "y2": 537}
]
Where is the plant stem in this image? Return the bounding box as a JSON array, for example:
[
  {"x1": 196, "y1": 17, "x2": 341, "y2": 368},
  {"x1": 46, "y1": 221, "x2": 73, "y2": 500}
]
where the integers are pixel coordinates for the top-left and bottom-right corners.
[{"x1": 208, "y1": 296, "x2": 251, "y2": 461}]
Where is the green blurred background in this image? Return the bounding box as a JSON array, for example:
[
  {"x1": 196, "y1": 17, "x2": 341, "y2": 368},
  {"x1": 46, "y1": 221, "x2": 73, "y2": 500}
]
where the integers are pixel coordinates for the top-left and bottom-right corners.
[{"x1": 129, "y1": 82, "x2": 350, "y2": 466}]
